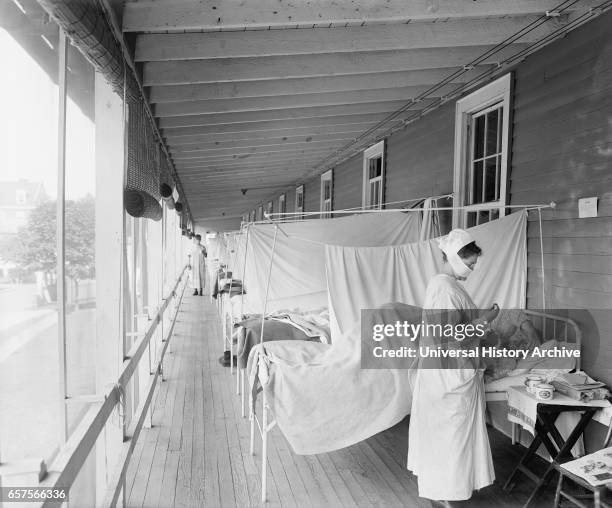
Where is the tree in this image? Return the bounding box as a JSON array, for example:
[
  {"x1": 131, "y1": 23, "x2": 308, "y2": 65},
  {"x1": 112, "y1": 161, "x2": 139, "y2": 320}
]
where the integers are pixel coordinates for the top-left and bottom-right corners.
[{"x1": 4, "y1": 197, "x2": 95, "y2": 300}]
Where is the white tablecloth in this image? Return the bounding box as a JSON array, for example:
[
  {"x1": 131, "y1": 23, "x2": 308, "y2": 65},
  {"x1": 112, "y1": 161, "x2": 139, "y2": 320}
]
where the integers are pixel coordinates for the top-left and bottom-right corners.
[{"x1": 507, "y1": 385, "x2": 610, "y2": 435}]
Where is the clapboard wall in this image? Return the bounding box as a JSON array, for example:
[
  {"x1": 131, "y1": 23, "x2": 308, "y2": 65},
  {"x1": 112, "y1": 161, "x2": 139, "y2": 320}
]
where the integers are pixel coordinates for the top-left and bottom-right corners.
[
  {"x1": 385, "y1": 104, "x2": 455, "y2": 205},
  {"x1": 511, "y1": 10, "x2": 612, "y2": 387},
  {"x1": 259, "y1": 10, "x2": 612, "y2": 388}
]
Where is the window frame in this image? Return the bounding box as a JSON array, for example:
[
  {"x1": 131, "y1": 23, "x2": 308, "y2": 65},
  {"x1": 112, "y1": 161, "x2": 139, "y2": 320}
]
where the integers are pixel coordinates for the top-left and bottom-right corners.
[
  {"x1": 320, "y1": 169, "x2": 333, "y2": 219},
  {"x1": 452, "y1": 73, "x2": 512, "y2": 228},
  {"x1": 278, "y1": 193, "x2": 286, "y2": 215},
  {"x1": 295, "y1": 185, "x2": 304, "y2": 219},
  {"x1": 362, "y1": 140, "x2": 385, "y2": 210}
]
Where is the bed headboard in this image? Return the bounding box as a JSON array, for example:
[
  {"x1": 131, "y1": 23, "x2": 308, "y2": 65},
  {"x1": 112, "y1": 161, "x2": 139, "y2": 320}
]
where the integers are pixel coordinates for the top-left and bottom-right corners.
[{"x1": 524, "y1": 309, "x2": 582, "y2": 371}]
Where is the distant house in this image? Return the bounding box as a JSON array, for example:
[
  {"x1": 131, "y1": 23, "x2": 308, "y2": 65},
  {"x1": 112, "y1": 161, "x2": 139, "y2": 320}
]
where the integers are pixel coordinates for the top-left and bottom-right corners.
[{"x1": 0, "y1": 179, "x2": 48, "y2": 237}]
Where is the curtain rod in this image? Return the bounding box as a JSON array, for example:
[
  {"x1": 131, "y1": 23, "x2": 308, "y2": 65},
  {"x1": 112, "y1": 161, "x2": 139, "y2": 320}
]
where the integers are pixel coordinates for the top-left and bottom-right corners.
[{"x1": 261, "y1": 202, "x2": 555, "y2": 222}]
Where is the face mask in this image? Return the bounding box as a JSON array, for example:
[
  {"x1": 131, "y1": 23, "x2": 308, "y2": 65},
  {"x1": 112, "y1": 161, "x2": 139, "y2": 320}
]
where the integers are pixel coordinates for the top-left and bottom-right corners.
[{"x1": 447, "y1": 251, "x2": 473, "y2": 279}]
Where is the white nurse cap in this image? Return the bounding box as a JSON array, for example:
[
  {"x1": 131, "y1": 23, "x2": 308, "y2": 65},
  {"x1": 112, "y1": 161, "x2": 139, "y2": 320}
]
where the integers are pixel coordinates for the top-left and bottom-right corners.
[{"x1": 438, "y1": 229, "x2": 474, "y2": 256}]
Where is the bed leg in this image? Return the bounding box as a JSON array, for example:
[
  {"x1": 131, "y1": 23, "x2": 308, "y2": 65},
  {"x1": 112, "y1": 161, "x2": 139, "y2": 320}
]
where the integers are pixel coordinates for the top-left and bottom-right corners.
[
  {"x1": 262, "y1": 395, "x2": 269, "y2": 503},
  {"x1": 241, "y1": 370, "x2": 246, "y2": 418},
  {"x1": 249, "y1": 400, "x2": 255, "y2": 455}
]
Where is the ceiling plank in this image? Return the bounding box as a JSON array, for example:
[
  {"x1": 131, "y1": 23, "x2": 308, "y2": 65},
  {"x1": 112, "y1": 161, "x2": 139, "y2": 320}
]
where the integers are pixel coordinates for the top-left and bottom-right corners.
[
  {"x1": 172, "y1": 147, "x2": 336, "y2": 163},
  {"x1": 159, "y1": 101, "x2": 419, "y2": 129},
  {"x1": 175, "y1": 156, "x2": 325, "y2": 170},
  {"x1": 166, "y1": 130, "x2": 365, "y2": 148},
  {"x1": 123, "y1": 0, "x2": 590, "y2": 32},
  {"x1": 154, "y1": 84, "x2": 458, "y2": 117},
  {"x1": 167, "y1": 132, "x2": 358, "y2": 151},
  {"x1": 177, "y1": 160, "x2": 321, "y2": 175},
  {"x1": 161, "y1": 113, "x2": 391, "y2": 137},
  {"x1": 134, "y1": 18, "x2": 558, "y2": 60},
  {"x1": 143, "y1": 46, "x2": 525, "y2": 85},
  {"x1": 172, "y1": 144, "x2": 343, "y2": 160},
  {"x1": 148, "y1": 67, "x2": 492, "y2": 103}
]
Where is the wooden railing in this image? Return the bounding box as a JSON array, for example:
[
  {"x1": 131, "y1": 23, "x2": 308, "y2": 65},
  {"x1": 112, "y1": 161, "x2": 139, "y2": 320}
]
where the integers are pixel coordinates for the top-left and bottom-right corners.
[{"x1": 20, "y1": 264, "x2": 190, "y2": 507}]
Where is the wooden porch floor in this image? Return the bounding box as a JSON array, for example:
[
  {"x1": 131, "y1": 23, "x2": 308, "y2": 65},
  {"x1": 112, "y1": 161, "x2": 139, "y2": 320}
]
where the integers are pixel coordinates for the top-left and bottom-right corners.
[{"x1": 125, "y1": 294, "x2": 558, "y2": 508}]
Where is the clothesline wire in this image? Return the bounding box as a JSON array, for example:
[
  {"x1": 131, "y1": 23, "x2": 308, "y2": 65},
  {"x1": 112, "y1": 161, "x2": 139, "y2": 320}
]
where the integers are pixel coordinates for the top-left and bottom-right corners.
[
  {"x1": 243, "y1": 202, "x2": 556, "y2": 229},
  {"x1": 266, "y1": 194, "x2": 453, "y2": 220}
]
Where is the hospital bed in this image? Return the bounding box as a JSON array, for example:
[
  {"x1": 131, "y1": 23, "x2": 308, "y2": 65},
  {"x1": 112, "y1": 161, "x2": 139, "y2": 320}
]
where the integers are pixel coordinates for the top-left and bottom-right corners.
[
  {"x1": 231, "y1": 306, "x2": 330, "y2": 416},
  {"x1": 247, "y1": 308, "x2": 611, "y2": 503},
  {"x1": 484, "y1": 309, "x2": 582, "y2": 444}
]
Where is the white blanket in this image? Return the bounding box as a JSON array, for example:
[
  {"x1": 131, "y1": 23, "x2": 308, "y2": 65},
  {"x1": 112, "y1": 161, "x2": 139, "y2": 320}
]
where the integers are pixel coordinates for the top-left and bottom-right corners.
[{"x1": 250, "y1": 212, "x2": 527, "y2": 454}]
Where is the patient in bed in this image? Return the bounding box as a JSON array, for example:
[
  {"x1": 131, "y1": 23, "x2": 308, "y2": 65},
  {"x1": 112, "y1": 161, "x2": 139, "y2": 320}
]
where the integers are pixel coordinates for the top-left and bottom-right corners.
[{"x1": 483, "y1": 310, "x2": 542, "y2": 382}]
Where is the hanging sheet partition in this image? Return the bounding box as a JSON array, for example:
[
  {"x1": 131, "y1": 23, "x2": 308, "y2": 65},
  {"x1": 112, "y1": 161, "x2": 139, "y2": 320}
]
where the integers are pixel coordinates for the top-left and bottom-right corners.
[
  {"x1": 249, "y1": 211, "x2": 526, "y2": 455},
  {"x1": 244, "y1": 212, "x2": 422, "y2": 314},
  {"x1": 327, "y1": 211, "x2": 527, "y2": 338}
]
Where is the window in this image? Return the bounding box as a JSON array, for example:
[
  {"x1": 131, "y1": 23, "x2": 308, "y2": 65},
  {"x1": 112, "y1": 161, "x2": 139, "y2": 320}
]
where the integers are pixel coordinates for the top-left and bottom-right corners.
[
  {"x1": 257, "y1": 205, "x2": 263, "y2": 221},
  {"x1": 295, "y1": 185, "x2": 304, "y2": 219},
  {"x1": 266, "y1": 200, "x2": 273, "y2": 217},
  {"x1": 16, "y1": 190, "x2": 27, "y2": 204},
  {"x1": 453, "y1": 73, "x2": 512, "y2": 228},
  {"x1": 250, "y1": 210, "x2": 255, "y2": 222},
  {"x1": 320, "y1": 170, "x2": 333, "y2": 219},
  {"x1": 278, "y1": 193, "x2": 286, "y2": 215},
  {"x1": 362, "y1": 141, "x2": 385, "y2": 209}
]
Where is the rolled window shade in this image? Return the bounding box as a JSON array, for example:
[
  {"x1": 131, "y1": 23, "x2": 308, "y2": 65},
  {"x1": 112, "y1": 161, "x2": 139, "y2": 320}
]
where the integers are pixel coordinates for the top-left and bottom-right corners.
[{"x1": 125, "y1": 98, "x2": 162, "y2": 220}]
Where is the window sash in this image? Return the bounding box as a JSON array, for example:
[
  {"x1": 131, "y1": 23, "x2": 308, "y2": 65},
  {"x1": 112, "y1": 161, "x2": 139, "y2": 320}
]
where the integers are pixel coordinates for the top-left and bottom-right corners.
[
  {"x1": 363, "y1": 141, "x2": 384, "y2": 209},
  {"x1": 453, "y1": 74, "x2": 511, "y2": 228}
]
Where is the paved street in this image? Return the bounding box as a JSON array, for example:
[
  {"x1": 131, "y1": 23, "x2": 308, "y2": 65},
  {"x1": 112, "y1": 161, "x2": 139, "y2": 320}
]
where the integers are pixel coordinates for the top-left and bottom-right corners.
[{"x1": 0, "y1": 283, "x2": 96, "y2": 463}]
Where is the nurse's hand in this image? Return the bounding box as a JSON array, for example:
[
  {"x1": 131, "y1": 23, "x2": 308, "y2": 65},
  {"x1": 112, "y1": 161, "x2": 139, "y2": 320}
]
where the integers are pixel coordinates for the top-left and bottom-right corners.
[{"x1": 483, "y1": 303, "x2": 499, "y2": 323}]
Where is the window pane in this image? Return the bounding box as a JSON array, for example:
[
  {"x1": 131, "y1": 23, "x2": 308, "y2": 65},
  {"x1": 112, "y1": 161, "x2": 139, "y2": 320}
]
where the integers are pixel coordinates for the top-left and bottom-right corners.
[
  {"x1": 473, "y1": 115, "x2": 485, "y2": 159},
  {"x1": 324, "y1": 180, "x2": 331, "y2": 200},
  {"x1": 369, "y1": 157, "x2": 382, "y2": 179},
  {"x1": 484, "y1": 157, "x2": 498, "y2": 202},
  {"x1": 471, "y1": 160, "x2": 484, "y2": 204},
  {"x1": 370, "y1": 180, "x2": 381, "y2": 207},
  {"x1": 496, "y1": 106, "x2": 504, "y2": 154},
  {"x1": 486, "y1": 108, "x2": 500, "y2": 156},
  {"x1": 466, "y1": 211, "x2": 477, "y2": 228},
  {"x1": 0, "y1": 17, "x2": 60, "y2": 462}
]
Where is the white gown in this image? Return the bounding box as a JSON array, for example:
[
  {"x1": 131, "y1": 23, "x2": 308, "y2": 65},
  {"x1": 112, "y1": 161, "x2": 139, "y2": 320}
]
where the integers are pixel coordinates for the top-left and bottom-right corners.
[
  {"x1": 190, "y1": 243, "x2": 207, "y2": 290},
  {"x1": 407, "y1": 274, "x2": 495, "y2": 500}
]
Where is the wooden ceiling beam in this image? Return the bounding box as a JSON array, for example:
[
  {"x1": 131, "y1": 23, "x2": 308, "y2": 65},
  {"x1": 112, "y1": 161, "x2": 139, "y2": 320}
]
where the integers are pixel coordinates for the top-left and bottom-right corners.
[
  {"x1": 166, "y1": 129, "x2": 365, "y2": 148},
  {"x1": 172, "y1": 147, "x2": 336, "y2": 163},
  {"x1": 172, "y1": 144, "x2": 344, "y2": 161},
  {"x1": 123, "y1": 0, "x2": 592, "y2": 32},
  {"x1": 181, "y1": 175, "x2": 301, "y2": 186},
  {"x1": 143, "y1": 46, "x2": 524, "y2": 85},
  {"x1": 159, "y1": 101, "x2": 417, "y2": 129},
  {"x1": 134, "y1": 17, "x2": 559, "y2": 61},
  {"x1": 161, "y1": 113, "x2": 390, "y2": 137},
  {"x1": 154, "y1": 84, "x2": 458, "y2": 117},
  {"x1": 167, "y1": 133, "x2": 358, "y2": 151},
  {"x1": 175, "y1": 155, "x2": 325, "y2": 170},
  {"x1": 175, "y1": 163, "x2": 321, "y2": 175},
  {"x1": 148, "y1": 67, "x2": 491, "y2": 103}
]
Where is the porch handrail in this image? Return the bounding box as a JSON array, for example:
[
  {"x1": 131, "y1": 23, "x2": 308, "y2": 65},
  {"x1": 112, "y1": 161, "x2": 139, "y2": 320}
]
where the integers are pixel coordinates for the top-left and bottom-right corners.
[{"x1": 24, "y1": 264, "x2": 190, "y2": 507}]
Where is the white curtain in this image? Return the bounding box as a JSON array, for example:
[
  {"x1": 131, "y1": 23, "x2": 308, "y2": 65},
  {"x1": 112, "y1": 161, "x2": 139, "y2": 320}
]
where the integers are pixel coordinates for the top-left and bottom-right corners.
[
  {"x1": 244, "y1": 212, "x2": 422, "y2": 314},
  {"x1": 251, "y1": 211, "x2": 527, "y2": 455}
]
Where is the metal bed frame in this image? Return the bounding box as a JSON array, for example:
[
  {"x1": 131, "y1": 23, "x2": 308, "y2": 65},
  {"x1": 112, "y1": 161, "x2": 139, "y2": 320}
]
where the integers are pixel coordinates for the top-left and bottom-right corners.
[{"x1": 248, "y1": 309, "x2": 586, "y2": 502}]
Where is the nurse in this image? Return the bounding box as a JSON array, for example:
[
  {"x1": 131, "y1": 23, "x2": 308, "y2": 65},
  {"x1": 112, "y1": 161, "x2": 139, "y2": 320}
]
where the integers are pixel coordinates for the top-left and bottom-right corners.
[{"x1": 407, "y1": 229, "x2": 500, "y2": 504}]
